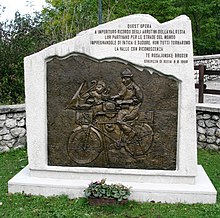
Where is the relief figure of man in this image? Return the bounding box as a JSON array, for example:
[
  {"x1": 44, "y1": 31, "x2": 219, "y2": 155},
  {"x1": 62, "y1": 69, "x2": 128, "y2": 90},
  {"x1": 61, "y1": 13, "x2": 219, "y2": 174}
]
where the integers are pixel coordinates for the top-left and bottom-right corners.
[{"x1": 111, "y1": 68, "x2": 143, "y2": 139}]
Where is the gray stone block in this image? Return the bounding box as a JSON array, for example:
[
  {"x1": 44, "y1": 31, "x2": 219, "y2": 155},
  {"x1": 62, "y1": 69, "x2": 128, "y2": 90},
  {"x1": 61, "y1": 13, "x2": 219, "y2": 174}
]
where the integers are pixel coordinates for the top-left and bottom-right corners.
[
  {"x1": 11, "y1": 127, "x2": 26, "y2": 137},
  {"x1": 207, "y1": 128, "x2": 216, "y2": 136},
  {"x1": 216, "y1": 120, "x2": 220, "y2": 128},
  {"x1": 197, "y1": 142, "x2": 206, "y2": 149},
  {"x1": 0, "y1": 127, "x2": 10, "y2": 135},
  {"x1": 206, "y1": 136, "x2": 216, "y2": 144},
  {"x1": 206, "y1": 144, "x2": 219, "y2": 151},
  {"x1": 14, "y1": 136, "x2": 26, "y2": 148},
  {"x1": 197, "y1": 126, "x2": 206, "y2": 134},
  {"x1": 205, "y1": 120, "x2": 216, "y2": 127},
  {"x1": 197, "y1": 120, "x2": 205, "y2": 128},
  {"x1": 203, "y1": 114, "x2": 211, "y2": 119},
  {"x1": 3, "y1": 134, "x2": 13, "y2": 141},
  {"x1": 0, "y1": 121, "x2": 5, "y2": 128},
  {"x1": 0, "y1": 146, "x2": 10, "y2": 153},
  {"x1": 14, "y1": 113, "x2": 25, "y2": 121},
  {"x1": 17, "y1": 119, "x2": 25, "y2": 127},
  {"x1": 212, "y1": 115, "x2": 219, "y2": 121},
  {"x1": 198, "y1": 134, "x2": 206, "y2": 142},
  {"x1": 215, "y1": 129, "x2": 220, "y2": 138},
  {"x1": 0, "y1": 139, "x2": 16, "y2": 148},
  {"x1": 216, "y1": 138, "x2": 220, "y2": 145},
  {"x1": 7, "y1": 113, "x2": 14, "y2": 118},
  {"x1": 5, "y1": 119, "x2": 17, "y2": 128},
  {"x1": 196, "y1": 114, "x2": 203, "y2": 120},
  {"x1": 0, "y1": 114, "x2": 6, "y2": 120}
]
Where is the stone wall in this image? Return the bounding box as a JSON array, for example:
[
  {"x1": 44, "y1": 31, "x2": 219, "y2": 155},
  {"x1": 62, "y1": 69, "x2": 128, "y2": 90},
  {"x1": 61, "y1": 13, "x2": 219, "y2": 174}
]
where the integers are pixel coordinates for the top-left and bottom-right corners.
[
  {"x1": 0, "y1": 104, "x2": 26, "y2": 153},
  {"x1": 197, "y1": 104, "x2": 220, "y2": 151}
]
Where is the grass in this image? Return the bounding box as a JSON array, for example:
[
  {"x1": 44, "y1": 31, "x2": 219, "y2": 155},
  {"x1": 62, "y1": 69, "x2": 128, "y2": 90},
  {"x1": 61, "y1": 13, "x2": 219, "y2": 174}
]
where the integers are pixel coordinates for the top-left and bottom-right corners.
[{"x1": 0, "y1": 148, "x2": 219, "y2": 218}]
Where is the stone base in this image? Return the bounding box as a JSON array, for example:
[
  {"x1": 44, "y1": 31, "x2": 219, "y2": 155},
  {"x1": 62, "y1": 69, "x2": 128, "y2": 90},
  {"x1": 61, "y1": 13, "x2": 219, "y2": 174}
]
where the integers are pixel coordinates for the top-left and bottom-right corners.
[{"x1": 8, "y1": 165, "x2": 216, "y2": 204}]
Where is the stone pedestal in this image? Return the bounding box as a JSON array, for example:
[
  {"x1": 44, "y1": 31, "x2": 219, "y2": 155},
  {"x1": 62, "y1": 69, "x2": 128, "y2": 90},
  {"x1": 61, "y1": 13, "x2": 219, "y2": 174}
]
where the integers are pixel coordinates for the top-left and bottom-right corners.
[{"x1": 8, "y1": 165, "x2": 216, "y2": 204}]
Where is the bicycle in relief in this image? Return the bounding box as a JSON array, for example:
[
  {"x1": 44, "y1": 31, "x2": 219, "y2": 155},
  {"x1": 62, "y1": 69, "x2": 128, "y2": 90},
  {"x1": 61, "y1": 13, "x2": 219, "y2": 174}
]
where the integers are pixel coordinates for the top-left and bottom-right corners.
[{"x1": 66, "y1": 68, "x2": 154, "y2": 165}]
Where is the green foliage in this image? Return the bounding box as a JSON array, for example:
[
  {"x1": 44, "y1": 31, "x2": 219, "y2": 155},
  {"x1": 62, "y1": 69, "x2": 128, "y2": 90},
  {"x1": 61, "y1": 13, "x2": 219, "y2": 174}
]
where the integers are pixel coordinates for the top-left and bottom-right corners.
[
  {"x1": 0, "y1": 12, "x2": 50, "y2": 104},
  {"x1": 42, "y1": 0, "x2": 98, "y2": 42},
  {"x1": 84, "y1": 178, "x2": 131, "y2": 202},
  {"x1": 175, "y1": 0, "x2": 220, "y2": 54},
  {"x1": 102, "y1": 0, "x2": 180, "y2": 23}
]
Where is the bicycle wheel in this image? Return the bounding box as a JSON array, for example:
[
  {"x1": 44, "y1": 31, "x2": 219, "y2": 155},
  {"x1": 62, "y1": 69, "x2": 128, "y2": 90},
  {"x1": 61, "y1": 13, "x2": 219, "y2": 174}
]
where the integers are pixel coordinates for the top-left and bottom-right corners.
[
  {"x1": 125, "y1": 123, "x2": 153, "y2": 157},
  {"x1": 67, "y1": 126, "x2": 102, "y2": 164}
]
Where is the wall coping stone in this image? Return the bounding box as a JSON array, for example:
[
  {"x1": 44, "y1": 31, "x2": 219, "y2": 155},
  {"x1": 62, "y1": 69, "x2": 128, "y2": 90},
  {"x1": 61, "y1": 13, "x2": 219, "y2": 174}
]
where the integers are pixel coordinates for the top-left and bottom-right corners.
[
  {"x1": 194, "y1": 54, "x2": 220, "y2": 61},
  {"x1": 196, "y1": 103, "x2": 220, "y2": 113},
  {"x1": 0, "y1": 104, "x2": 25, "y2": 114}
]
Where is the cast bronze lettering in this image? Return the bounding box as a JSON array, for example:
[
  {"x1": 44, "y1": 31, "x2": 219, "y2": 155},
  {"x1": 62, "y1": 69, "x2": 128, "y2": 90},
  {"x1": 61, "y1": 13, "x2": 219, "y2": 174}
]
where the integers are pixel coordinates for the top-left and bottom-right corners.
[{"x1": 66, "y1": 69, "x2": 154, "y2": 165}]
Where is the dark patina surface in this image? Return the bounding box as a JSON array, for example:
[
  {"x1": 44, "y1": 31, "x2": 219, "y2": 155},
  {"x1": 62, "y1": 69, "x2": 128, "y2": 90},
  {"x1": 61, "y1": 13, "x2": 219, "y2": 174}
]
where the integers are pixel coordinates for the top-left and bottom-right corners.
[{"x1": 47, "y1": 54, "x2": 178, "y2": 170}]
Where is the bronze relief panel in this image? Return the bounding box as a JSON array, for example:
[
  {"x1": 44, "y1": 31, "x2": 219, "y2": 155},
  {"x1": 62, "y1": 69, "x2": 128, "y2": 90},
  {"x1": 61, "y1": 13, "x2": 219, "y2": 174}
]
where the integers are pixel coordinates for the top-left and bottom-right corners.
[{"x1": 47, "y1": 54, "x2": 178, "y2": 170}]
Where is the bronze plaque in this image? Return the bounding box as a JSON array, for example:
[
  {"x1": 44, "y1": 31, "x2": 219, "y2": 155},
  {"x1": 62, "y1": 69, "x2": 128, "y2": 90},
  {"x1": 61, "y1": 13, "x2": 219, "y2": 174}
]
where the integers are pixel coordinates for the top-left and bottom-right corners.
[{"x1": 47, "y1": 54, "x2": 178, "y2": 170}]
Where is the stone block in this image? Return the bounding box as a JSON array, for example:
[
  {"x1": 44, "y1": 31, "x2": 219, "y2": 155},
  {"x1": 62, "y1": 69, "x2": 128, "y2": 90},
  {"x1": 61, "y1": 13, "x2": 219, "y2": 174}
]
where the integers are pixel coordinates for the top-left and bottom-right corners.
[
  {"x1": 17, "y1": 119, "x2": 25, "y2": 127},
  {"x1": 3, "y1": 134, "x2": 13, "y2": 141},
  {"x1": 206, "y1": 136, "x2": 216, "y2": 144},
  {"x1": 206, "y1": 144, "x2": 219, "y2": 151},
  {"x1": 215, "y1": 129, "x2": 220, "y2": 138},
  {"x1": 205, "y1": 120, "x2": 216, "y2": 128},
  {"x1": 216, "y1": 120, "x2": 220, "y2": 128},
  {"x1": 5, "y1": 119, "x2": 17, "y2": 128},
  {"x1": 0, "y1": 104, "x2": 25, "y2": 114},
  {"x1": 14, "y1": 113, "x2": 25, "y2": 121},
  {"x1": 0, "y1": 127, "x2": 10, "y2": 136},
  {"x1": 197, "y1": 126, "x2": 206, "y2": 134},
  {"x1": 14, "y1": 136, "x2": 26, "y2": 148},
  {"x1": 8, "y1": 166, "x2": 217, "y2": 204},
  {"x1": 197, "y1": 120, "x2": 205, "y2": 128},
  {"x1": 0, "y1": 114, "x2": 6, "y2": 120},
  {"x1": 0, "y1": 146, "x2": 10, "y2": 153},
  {"x1": 0, "y1": 139, "x2": 16, "y2": 148},
  {"x1": 198, "y1": 134, "x2": 206, "y2": 142},
  {"x1": 7, "y1": 113, "x2": 14, "y2": 118},
  {"x1": 212, "y1": 115, "x2": 219, "y2": 121},
  {"x1": 216, "y1": 138, "x2": 220, "y2": 146},
  {"x1": 196, "y1": 114, "x2": 203, "y2": 120},
  {"x1": 203, "y1": 114, "x2": 211, "y2": 119},
  {"x1": 206, "y1": 128, "x2": 216, "y2": 136},
  {"x1": 0, "y1": 120, "x2": 5, "y2": 128},
  {"x1": 7, "y1": 139, "x2": 16, "y2": 148},
  {"x1": 11, "y1": 127, "x2": 26, "y2": 137},
  {"x1": 197, "y1": 142, "x2": 206, "y2": 149}
]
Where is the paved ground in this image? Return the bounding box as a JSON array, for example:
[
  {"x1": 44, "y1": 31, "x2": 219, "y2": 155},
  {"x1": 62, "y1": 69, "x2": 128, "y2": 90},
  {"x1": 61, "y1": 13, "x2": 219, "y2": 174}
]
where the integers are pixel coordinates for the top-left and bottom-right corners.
[{"x1": 195, "y1": 78, "x2": 220, "y2": 104}]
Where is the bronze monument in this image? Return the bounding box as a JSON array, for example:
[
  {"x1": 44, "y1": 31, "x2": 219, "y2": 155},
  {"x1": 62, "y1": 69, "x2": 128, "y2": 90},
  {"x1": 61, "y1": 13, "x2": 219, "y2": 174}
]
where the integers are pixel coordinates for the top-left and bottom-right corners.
[{"x1": 47, "y1": 54, "x2": 178, "y2": 169}]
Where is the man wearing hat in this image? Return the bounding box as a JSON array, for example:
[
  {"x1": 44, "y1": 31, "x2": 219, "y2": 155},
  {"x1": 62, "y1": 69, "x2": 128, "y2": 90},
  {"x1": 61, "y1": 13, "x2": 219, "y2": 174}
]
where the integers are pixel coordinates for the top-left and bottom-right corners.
[{"x1": 111, "y1": 68, "x2": 143, "y2": 139}]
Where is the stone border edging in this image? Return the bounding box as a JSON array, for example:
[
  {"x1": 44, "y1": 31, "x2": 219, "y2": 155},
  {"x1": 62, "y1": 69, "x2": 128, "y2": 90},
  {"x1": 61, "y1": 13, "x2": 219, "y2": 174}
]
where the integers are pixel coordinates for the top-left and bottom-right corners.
[
  {"x1": 0, "y1": 104, "x2": 25, "y2": 114},
  {"x1": 194, "y1": 54, "x2": 220, "y2": 60}
]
